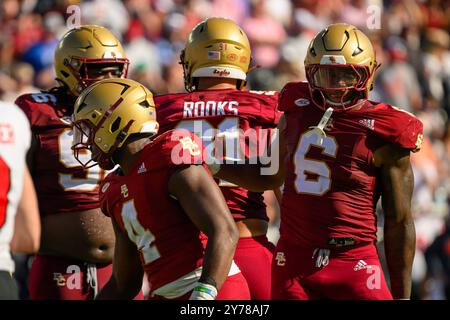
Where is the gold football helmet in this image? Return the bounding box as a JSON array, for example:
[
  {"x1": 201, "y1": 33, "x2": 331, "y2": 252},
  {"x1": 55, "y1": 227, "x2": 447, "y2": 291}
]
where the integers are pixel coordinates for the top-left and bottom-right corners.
[
  {"x1": 72, "y1": 78, "x2": 159, "y2": 170},
  {"x1": 304, "y1": 23, "x2": 379, "y2": 111},
  {"x1": 180, "y1": 17, "x2": 251, "y2": 92},
  {"x1": 54, "y1": 25, "x2": 129, "y2": 96}
]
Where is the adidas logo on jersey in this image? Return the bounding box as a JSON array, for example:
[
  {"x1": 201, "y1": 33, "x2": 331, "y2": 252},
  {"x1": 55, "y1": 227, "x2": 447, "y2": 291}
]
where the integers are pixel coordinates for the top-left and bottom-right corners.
[
  {"x1": 353, "y1": 260, "x2": 368, "y2": 271},
  {"x1": 359, "y1": 119, "x2": 375, "y2": 130},
  {"x1": 137, "y1": 162, "x2": 147, "y2": 174}
]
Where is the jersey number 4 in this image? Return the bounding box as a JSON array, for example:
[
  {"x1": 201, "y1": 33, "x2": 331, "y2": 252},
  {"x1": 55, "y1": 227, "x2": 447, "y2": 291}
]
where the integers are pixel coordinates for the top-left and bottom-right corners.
[
  {"x1": 0, "y1": 156, "x2": 11, "y2": 229},
  {"x1": 121, "y1": 200, "x2": 161, "y2": 264},
  {"x1": 294, "y1": 131, "x2": 338, "y2": 196}
]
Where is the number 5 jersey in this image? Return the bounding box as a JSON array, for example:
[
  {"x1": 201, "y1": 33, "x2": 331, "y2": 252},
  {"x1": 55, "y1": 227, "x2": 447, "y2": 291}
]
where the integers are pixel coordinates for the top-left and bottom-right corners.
[{"x1": 15, "y1": 89, "x2": 105, "y2": 216}]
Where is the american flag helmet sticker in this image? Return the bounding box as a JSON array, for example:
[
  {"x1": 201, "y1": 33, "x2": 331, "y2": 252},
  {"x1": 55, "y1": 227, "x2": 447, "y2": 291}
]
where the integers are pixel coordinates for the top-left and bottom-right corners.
[{"x1": 207, "y1": 51, "x2": 221, "y2": 60}]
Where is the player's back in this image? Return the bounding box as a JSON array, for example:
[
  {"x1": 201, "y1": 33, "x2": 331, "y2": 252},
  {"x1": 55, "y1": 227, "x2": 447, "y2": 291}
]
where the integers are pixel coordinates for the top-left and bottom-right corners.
[
  {"x1": 100, "y1": 130, "x2": 208, "y2": 293},
  {"x1": 15, "y1": 89, "x2": 105, "y2": 216},
  {"x1": 155, "y1": 89, "x2": 279, "y2": 221},
  {"x1": 0, "y1": 102, "x2": 31, "y2": 273},
  {"x1": 279, "y1": 82, "x2": 423, "y2": 248}
]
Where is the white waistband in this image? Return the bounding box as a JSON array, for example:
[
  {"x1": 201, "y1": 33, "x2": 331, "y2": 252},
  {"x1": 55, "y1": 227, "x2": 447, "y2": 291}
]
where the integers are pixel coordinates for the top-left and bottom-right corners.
[{"x1": 152, "y1": 260, "x2": 241, "y2": 299}]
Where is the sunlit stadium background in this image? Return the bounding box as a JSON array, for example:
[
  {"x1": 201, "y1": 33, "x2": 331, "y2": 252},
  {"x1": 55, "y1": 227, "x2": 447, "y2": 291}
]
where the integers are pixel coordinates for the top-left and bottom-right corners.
[{"x1": 1, "y1": 0, "x2": 449, "y2": 300}]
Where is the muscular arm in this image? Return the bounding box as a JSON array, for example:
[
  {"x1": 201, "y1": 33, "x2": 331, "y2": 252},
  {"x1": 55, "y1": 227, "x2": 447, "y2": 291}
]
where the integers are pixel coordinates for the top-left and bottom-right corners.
[
  {"x1": 96, "y1": 219, "x2": 143, "y2": 300},
  {"x1": 10, "y1": 166, "x2": 41, "y2": 253},
  {"x1": 215, "y1": 114, "x2": 287, "y2": 192},
  {"x1": 168, "y1": 165, "x2": 239, "y2": 291},
  {"x1": 375, "y1": 144, "x2": 416, "y2": 299}
]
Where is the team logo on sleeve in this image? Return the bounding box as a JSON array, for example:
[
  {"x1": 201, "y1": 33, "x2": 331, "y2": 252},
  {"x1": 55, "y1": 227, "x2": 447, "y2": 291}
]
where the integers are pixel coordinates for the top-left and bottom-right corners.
[
  {"x1": 120, "y1": 184, "x2": 129, "y2": 198},
  {"x1": 294, "y1": 98, "x2": 310, "y2": 107},
  {"x1": 179, "y1": 137, "x2": 200, "y2": 156}
]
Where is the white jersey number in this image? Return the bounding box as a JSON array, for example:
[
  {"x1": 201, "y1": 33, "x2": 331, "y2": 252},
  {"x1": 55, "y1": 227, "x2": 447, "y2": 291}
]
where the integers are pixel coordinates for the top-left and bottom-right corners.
[
  {"x1": 121, "y1": 200, "x2": 160, "y2": 264},
  {"x1": 176, "y1": 118, "x2": 240, "y2": 187},
  {"x1": 58, "y1": 128, "x2": 103, "y2": 191},
  {"x1": 294, "y1": 131, "x2": 338, "y2": 196}
]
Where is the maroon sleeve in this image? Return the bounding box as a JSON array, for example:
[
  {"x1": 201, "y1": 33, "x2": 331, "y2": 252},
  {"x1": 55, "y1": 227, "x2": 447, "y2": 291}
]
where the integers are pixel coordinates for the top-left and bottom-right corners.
[
  {"x1": 278, "y1": 82, "x2": 310, "y2": 112},
  {"x1": 155, "y1": 130, "x2": 207, "y2": 169},
  {"x1": 373, "y1": 105, "x2": 424, "y2": 152},
  {"x1": 15, "y1": 94, "x2": 34, "y2": 125},
  {"x1": 15, "y1": 92, "x2": 62, "y2": 129},
  {"x1": 254, "y1": 91, "x2": 279, "y2": 127}
]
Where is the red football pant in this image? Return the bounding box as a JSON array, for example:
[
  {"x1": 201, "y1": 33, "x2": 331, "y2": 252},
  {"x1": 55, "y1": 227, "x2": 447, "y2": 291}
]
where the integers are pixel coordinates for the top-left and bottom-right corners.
[
  {"x1": 29, "y1": 255, "x2": 143, "y2": 300},
  {"x1": 216, "y1": 272, "x2": 251, "y2": 300},
  {"x1": 272, "y1": 239, "x2": 393, "y2": 300},
  {"x1": 148, "y1": 272, "x2": 251, "y2": 300},
  {"x1": 233, "y1": 235, "x2": 274, "y2": 300}
]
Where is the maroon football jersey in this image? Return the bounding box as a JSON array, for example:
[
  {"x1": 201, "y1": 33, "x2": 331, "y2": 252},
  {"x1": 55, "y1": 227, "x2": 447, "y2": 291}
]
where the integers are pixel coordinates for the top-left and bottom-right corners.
[
  {"x1": 15, "y1": 90, "x2": 106, "y2": 216},
  {"x1": 278, "y1": 82, "x2": 423, "y2": 248},
  {"x1": 100, "y1": 130, "x2": 209, "y2": 293},
  {"x1": 155, "y1": 89, "x2": 280, "y2": 221}
]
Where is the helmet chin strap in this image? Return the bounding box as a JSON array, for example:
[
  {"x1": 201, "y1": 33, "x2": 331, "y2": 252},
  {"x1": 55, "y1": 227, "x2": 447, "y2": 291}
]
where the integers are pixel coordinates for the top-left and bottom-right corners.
[
  {"x1": 325, "y1": 99, "x2": 352, "y2": 107},
  {"x1": 306, "y1": 107, "x2": 334, "y2": 145}
]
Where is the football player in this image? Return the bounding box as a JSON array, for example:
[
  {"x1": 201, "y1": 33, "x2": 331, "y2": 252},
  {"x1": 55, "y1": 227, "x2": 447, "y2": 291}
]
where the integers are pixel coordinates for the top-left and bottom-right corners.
[
  {"x1": 155, "y1": 17, "x2": 280, "y2": 299},
  {"x1": 71, "y1": 78, "x2": 248, "y2": 300},
  {"x1": 216, "y1": 23, "x2": 423, "y2": 299},
  {"x1": 15, "y1": 25, "x2": 133, "y2": 300},
  {"x1": 0, "y1": 102, "x2": 40, "y2": 299}
]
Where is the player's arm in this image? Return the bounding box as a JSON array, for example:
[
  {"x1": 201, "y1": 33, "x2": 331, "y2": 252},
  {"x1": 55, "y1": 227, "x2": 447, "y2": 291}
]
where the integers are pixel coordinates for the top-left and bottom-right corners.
[
  {"x1": 375, "y1": 144, "x2": 416, "y2": 299},
  {"x1": 26, "y1": 134, "x2": 38, "y2": 175},
  {"x1": 169, "y1": 164, "x2": 239, "y2": 299},
  {"x1": 214, "y1": 114, "x2": 287, "y2": 192},
  {"x1": 273, "y1": 187, "x2": 283, "y2": 205},
  {"x1": 96, "y1": 219, "x2": 143, "y2": 300},
  {"x1": 10, "y1": 166, "x2": 40, "y2": 253}
]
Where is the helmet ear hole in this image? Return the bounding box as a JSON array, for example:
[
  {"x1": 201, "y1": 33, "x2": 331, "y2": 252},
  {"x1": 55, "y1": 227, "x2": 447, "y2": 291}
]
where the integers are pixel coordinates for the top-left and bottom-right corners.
[
  {"x1": 61, "y1": 70, "x2": 70, "y2": 78},
  {"x1": 352, "y1": 47, "x2": 363, "y2": 56},
  {"x1": 139, "y1": 100, "x2": 150, "y2": 108},
  {"x1": 110, "y1": 117, "x2": 121, "y2": 132}
]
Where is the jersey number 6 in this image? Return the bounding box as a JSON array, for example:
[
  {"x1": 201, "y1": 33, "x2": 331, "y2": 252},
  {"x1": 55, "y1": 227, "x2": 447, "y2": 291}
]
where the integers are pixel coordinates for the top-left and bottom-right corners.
[{"x1": 294, "y1": 131, "x2": 338, "y2": 196}]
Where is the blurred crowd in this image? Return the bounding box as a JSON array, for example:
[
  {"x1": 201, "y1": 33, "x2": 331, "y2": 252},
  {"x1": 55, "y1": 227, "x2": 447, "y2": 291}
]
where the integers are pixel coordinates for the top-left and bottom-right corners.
[{"x1": 1, "y1": 0, "x2": 449, "y2": 300}]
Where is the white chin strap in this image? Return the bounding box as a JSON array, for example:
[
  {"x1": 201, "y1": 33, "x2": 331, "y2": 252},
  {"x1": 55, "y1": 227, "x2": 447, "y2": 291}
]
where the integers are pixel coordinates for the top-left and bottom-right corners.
[
  {"x1": 326, "y1": 99, "x2": 352, "y2": 106},
  {"x1": 306, "y1": 107, "x2": 334, "y2": 145},
  {"x1": 192, "y1": 66, "x2": 247, "y2": 81}
]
